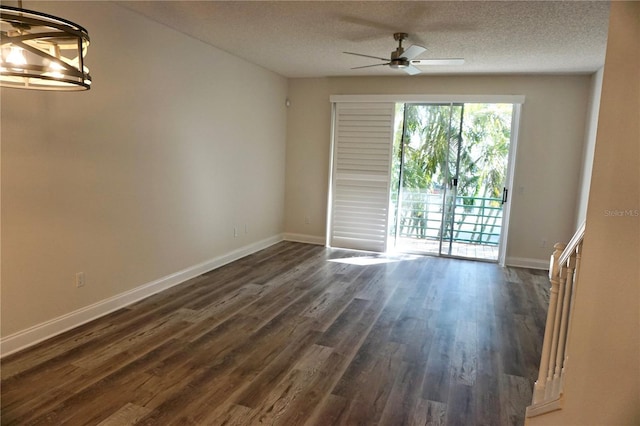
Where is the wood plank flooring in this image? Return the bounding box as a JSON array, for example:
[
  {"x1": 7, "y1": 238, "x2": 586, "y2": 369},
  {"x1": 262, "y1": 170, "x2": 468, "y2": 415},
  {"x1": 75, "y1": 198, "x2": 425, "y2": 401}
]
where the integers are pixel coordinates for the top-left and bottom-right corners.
[{"x1": 1, "y1": 242, "x2": 550, "y2": 425}]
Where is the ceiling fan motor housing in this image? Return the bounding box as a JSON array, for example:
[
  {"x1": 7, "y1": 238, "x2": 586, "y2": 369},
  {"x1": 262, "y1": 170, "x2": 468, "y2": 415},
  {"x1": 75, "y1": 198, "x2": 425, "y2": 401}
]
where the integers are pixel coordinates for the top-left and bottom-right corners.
[
  {"x1": 390, "y1": 48, "x2": 409, "y2": 68},
  {"x1": 390, "y1": 58, "x2": 410, "y2": 69}
]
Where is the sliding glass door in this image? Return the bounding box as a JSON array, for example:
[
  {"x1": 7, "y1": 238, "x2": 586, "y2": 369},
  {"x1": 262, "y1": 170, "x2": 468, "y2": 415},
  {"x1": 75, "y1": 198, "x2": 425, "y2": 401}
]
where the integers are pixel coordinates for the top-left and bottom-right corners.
[{"x1": 389, "y1": 103, "x2": 513, "y2": 261}]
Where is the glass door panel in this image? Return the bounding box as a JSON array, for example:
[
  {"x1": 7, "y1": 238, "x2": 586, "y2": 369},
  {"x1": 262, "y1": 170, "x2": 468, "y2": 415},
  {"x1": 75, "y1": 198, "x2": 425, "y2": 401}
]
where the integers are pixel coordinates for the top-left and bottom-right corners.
[{"x1": 389, "y1": 102, "x2": 512, "y2": 261}]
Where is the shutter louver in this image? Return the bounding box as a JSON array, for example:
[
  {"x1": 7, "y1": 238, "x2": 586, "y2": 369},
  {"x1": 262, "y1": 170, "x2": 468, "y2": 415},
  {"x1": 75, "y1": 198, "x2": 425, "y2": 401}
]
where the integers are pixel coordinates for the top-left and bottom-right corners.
[{"x1": 329, "y1": 102, "x2": 395, "y2": 252}]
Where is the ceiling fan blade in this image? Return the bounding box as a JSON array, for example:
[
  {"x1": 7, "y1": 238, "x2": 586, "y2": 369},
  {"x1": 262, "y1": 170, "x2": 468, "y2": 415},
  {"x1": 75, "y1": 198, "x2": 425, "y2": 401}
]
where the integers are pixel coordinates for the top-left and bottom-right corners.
[
  {"x1": 343, "y1": 51, "x2": 390, "y2": 61},
  {"x1": 402, "y1": 45, "x2": 427, "y2": 60},
  {"x1": 402, "y1": 65, "x2": 422, "y2": 75},
  {"x1": 351, "y1": 63, "x2": 390, "y2": 70},
  {"x1": 411, "y1": 58, "x2": 465, "y2": 66}
]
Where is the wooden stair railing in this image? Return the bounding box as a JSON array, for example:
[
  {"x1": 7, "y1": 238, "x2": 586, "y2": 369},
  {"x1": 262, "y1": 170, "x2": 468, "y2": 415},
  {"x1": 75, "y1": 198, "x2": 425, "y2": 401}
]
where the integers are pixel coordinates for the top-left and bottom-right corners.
[{"x1": 526, "y1": 221, "x2": 586, "y2": 417}]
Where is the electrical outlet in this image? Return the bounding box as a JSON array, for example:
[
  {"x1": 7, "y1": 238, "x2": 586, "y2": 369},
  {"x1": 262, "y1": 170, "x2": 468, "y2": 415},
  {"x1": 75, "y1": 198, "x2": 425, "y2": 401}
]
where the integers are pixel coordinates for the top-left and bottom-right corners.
[
  {"x1": 304, "y1": 216, "x2": 311, "y2": 225},
  {"x1": 234, "y1": 227, "x2": 238, "y2": 238},
  {"x1": 76, "y1": 272, "x2": 85, "y2": 288},
  {"x1": 244, "y1": 224, "x2": 248, "y2": 234},
  {"x1": 541, "y1": 239, "x2": 547, "y2": 248}
]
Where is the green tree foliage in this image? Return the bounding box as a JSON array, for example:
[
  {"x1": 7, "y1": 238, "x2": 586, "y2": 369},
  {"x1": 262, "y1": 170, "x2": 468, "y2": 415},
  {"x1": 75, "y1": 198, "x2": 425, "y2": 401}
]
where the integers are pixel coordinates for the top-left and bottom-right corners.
[
  {"x1": 395, "y1": 103, "x2": 511, "y2": 198},
  {"x1": 461, "y1": 103, "x2": 512, "y2": 200}
]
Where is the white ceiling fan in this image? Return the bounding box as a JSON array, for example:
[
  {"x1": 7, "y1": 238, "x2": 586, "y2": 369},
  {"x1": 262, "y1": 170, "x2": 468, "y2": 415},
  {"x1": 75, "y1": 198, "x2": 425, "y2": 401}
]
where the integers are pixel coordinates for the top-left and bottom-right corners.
[{"x1": 344, "y1": 32, "x2": 464, "y2": 75}]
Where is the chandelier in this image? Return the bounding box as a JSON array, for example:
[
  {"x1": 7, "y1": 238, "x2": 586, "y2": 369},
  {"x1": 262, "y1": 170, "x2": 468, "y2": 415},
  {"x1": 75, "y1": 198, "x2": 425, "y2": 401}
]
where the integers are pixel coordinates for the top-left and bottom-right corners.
[{"x1": 0, "y1": 2, "x2": 91, "y2": 91}]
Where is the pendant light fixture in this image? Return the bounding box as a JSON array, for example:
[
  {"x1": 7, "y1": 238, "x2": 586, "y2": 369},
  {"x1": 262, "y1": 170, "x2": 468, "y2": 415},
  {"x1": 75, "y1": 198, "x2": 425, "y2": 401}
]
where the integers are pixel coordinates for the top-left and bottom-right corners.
[{"x1": 0, "y1": 1, "x2": 91, "y2": 91}]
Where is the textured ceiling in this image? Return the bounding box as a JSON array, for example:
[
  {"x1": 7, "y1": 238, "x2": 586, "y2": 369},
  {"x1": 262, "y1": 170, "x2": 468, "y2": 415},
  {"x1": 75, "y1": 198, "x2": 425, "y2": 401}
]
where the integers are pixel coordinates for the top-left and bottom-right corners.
[{"x1": 118, "y1": 1, "x2": 610, "y2": 78}]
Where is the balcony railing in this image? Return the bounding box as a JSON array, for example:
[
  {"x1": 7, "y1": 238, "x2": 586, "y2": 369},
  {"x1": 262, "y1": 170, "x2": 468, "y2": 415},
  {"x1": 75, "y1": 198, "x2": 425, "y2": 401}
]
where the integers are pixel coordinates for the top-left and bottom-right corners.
[{"x1": 393, "y1": 190, "x2": 503, "y2": 246}]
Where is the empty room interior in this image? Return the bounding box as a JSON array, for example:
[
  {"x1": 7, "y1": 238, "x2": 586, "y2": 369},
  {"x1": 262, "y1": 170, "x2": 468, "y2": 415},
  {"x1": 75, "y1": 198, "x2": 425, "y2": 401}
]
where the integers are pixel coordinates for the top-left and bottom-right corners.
[{"x1": 1, "y1": 1, "x2": 638, "y2": 425}]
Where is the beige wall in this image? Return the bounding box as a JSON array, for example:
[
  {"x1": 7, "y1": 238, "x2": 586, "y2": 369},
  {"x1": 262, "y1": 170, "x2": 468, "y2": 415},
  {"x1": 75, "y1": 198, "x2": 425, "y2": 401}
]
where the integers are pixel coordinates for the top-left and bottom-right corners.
[
  {"x1": 528, "y1": 2, "x2": 640, "y2": 425},
  {"x1": 285, "y1": 75, "x2": 591, "y2": 264},
  {"x1": 1, "y1": 1, "x2": 288, "y2": 337},
  {"x1": 575, "y1": 67, "x2": 604, "y2": 228}
]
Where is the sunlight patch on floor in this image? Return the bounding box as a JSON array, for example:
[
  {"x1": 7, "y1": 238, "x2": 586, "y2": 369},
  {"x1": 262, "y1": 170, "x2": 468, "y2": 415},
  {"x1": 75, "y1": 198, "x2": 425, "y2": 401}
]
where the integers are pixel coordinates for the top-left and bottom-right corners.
[{"x1": 328, "y1": 254, "x2": 421, "y2": 266}]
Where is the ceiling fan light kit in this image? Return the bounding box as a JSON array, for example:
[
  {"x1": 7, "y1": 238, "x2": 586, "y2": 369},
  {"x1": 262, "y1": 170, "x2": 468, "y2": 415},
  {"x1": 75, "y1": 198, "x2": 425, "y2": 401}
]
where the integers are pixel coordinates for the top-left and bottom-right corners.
[
  {"x1": 344, "y1": 32, "x2": 463, "y2": 75},
  {"x1": 0, "y1": 2, "x2": 92, "y2": 91}
]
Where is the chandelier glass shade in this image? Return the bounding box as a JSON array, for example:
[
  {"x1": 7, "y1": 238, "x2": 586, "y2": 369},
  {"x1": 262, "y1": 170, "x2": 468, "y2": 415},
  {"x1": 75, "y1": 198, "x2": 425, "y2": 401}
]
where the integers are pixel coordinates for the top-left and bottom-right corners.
[{"x1": 0, "y1": 4, "x2": 91, "y2": 91}]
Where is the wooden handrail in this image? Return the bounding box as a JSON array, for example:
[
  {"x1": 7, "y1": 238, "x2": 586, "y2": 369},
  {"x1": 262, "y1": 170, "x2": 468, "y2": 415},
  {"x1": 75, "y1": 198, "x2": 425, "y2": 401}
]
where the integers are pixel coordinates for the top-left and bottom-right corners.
[{"x1": 558, "y1": 221, "x2": 586, "y2": 266}]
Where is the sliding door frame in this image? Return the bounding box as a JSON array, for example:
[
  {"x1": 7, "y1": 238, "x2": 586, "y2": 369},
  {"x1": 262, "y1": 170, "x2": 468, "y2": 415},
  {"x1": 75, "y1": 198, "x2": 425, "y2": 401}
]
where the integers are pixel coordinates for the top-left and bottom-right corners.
[
  {"x1": 328, "y1": 94, "x2": 525, "y2": 263},
  {"x1": 497, "y1": 103, "x2": 522, "y2": 266}
]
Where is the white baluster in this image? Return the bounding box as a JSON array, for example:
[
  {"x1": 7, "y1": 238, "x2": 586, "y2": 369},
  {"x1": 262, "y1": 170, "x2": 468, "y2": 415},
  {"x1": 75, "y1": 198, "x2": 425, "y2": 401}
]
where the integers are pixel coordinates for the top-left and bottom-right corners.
[
  {"x1": 559, "y1": 241, "x2": 582, "y2": 391},
  {"x1": 527, "y1": 223, "x2": 585, "y2": 417},
  {"x1": 552, "y1": 251, "x2": 576, "y2": 396},
  {"x1": 532, "y1": 243, "x2": 565, "y2": 403},
  {"x1": 545, "y1": 253, "x2": 567, "y2": 400}
]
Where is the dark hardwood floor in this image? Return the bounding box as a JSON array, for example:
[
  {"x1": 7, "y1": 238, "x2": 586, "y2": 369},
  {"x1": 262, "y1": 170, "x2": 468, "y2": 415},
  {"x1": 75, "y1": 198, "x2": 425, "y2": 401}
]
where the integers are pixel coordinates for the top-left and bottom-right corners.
[{"x1": 1, "y1": 242, "x2": 550, "y2": 425}]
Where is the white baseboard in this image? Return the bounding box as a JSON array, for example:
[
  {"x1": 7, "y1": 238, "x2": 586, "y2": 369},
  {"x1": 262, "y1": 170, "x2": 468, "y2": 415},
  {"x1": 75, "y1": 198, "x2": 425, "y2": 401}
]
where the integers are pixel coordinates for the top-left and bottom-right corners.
[
  {"x1": 282, "y1": 232, "x2": 325, "y2": 246},
  {"x1": 0, "y1": 234, "x2": 284, "y2": 358},
  {"x1": 506, "y1": 256, "x2": 549, "y2": 270}
]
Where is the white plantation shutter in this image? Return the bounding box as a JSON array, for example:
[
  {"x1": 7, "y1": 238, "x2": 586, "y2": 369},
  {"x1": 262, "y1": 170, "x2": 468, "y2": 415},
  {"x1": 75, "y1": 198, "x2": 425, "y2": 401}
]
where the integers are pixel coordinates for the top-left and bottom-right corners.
[{"x1": 329, "y1": 102, "x2": 395, "y2": 252}]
